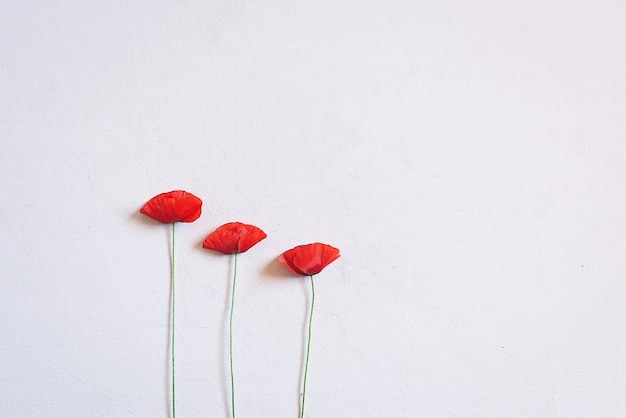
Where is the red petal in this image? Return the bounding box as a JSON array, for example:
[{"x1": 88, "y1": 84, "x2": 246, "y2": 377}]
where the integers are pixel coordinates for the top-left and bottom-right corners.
[
  {"x1": 202, "y1": 222, "x2": 267, "y2": 254},
  {"x1": 278, "y1": 243, "x2": 340, "y2": 276},
  {"x1": 140, "y1": 190, "x2": 202, "y2": 223}
]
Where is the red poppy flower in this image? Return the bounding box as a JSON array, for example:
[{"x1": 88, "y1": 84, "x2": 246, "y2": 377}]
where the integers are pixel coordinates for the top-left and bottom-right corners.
[
  {"x1": 202, "y1": 222, "x2": 267, "y2": 254},
  {"x1": 140, "y1": 190, "x2": 202, "y2": 223},
  {"x1": 279, "y1": 242, "x2": 340, "y2": 276}
]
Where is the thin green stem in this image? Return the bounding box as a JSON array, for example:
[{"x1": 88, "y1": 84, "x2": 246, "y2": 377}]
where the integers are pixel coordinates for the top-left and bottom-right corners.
[
  {"x1": 229, "y1": 252, "x2": 239, "y2": 418},
  {"x1": 170, "y1": 222, "x2": 176, "y2": 418},
  {"x1": 301, "y1": 274, "x2": 315, "y2": 418}
]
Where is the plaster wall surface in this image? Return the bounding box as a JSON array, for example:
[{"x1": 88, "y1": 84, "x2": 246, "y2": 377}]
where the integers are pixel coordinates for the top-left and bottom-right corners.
[{"x1": 1, "y1": 1, "x2": 626, "y2": 417}]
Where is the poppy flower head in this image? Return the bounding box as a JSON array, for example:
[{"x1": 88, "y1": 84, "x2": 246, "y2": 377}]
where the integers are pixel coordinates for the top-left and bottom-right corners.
[
  {"x1": 279, "y1": 242, "x2": 340, "y2": 276},
  {"x1": 140, "y1": 190, "x2": 202, "y2": 223},
  {"x1": 202, "y1": 222, "x2": 267, "y2": 254}
]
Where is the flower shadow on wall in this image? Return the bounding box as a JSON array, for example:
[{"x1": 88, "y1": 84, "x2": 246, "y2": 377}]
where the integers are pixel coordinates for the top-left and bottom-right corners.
[
  {"x1": 140, "y1": 190, "x2": 202, "y2": 418},
  {"x1": 279, "y1": 243, "x2": 340, "y2": 418},
  {"x1": 202, "y1": 222, "x2": 267, "y2": 418}
]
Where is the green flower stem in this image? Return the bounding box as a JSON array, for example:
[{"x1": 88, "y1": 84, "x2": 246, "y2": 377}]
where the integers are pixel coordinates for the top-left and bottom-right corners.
[
  {"x1": 301, "y1": 274, "x2": 315, "y2": 418},
  {"x1": 229, "y1": 252, "x2": 239, "y2": 418},
  {"x1": 170, "y1": 222, "x2": 176, "y2": 418}
]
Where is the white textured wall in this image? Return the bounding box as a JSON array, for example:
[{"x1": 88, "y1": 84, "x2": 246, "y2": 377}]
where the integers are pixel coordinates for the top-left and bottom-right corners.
[{"x1": 2, "y1": 1, "x2": 626, "y2": 417}]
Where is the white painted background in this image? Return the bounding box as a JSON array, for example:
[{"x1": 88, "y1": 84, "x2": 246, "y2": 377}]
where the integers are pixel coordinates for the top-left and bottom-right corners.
[{"x1": 2, "y1": 1, "x2": 625, "y2": 417}]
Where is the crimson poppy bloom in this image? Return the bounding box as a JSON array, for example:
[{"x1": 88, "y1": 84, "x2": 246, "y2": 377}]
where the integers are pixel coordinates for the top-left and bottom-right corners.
[
  {"x1": 278, "y1": 242, "x2": 340, "y2": 418},
  {"x1": 202, "y1": 221, "x2": 266, "y2": 417},
  {"x1": 140, "y1": 190, "x2": 202, "y2": 223},
  {"x1": 202, "y1": 222, "x2": 267, "y2": 254},
  {"x1": 140, "y1": 189, "x2": 201, "y2": 418},
  {"x1": 279, "y1": 242, "x2": 340, "y2": 276}
]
